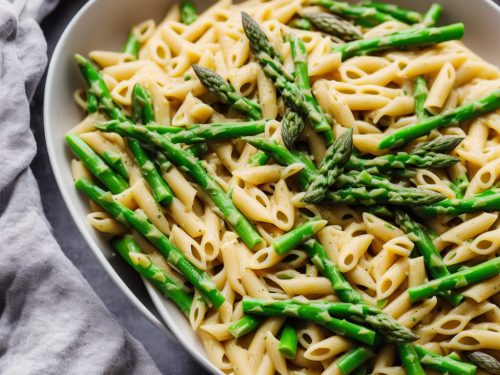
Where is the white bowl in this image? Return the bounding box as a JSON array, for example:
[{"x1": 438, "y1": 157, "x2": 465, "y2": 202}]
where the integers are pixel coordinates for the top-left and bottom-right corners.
[{"x1": 44, "y1": 0, "x2": 500, "y2": 374}]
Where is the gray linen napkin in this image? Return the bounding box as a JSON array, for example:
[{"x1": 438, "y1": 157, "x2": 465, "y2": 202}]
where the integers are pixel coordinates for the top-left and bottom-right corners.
[{"x1": 0, "y1": 1, "x2": 160, "y2": 373}]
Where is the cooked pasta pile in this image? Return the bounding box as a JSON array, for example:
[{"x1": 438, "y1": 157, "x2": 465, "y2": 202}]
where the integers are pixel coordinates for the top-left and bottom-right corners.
[{"x1": 67, "y1": 0, "x2": 500, "y2": 374}]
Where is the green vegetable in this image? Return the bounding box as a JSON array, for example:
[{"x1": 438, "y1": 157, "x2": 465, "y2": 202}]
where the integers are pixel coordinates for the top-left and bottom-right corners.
[
  {"x1": 281, "y1": 106, "x2": 306, "y2": 150},
  {"x1": 423, "y1": 4, "x2": 443, "y2": 27},
  {"x1": 379, "y1": 89, "x2": 500, "y2": 149},
  {"x1": 86, "y1": 91, "x2": 98, "y2": 113},
  {"x1": 413, "y1": 76, "x2": 430, "y2": 120},
  {"x1": 279, "y1": 322, "x2": 299, "y2": 359},
  {"x1": 335, "y1": 347, "x2": 374, "y2": 375},
  {"x1": 112, "y1": 235, "x2": 192, "y2": 315},
  {"x1": 415, "y1": 189, "x2": 500, "y2": 216},
  {"x1": 300, "y1": 11, "x2": 362, "y2": 41},
  {"x1": 463, "y1": 351, "x2": 500, "y2": 375},
  {"x1": 128, "y1": 138, "x2": 173, "y2": 205},
  {"x1": 242, "y1": 297, "x2": 378, "y2": 345},
  {"x1": 411, "y1": 135, "x2": 464, "y2": 156},
  {"x1": 288, "y1": 17, "x2": 313, "y2": 30},
  {"x1": 303, "y1": 129, "x2": 353, "y2": 203},
  {"x1": 180, "y1": 1, "x2": 197, "y2": 25},
  {"x1": 131, "y1": 83, "x2": 155, "y2": 124},
  {"x1": 96, "y1": 121, "x2": 264, "y2": 250},
  {"x1": 361, "y1": 1, "x2": 422, "y2": 24},
  {"x1": 272, "y1": 219, "x2": 327, "y2": 255},
  {"x1": 397, "y1": 343, "x2": 425, "y2": 375},
  {"x1": 228, "y1": 315, "x2": 261, "y2": 338},
  {"x1": 408, "y1": 256, "x2": 500, "y2": 303},
  {"x1": 313, "y1": 0, "x2": 396, "y2": 27},
  {"x1": 333, "y1": 23, "x2": 465, "y2": 61},
  {"x1": 414, "y1": 345, "x2": 477, "y2": 375},
  {"x1": 66, "y1": 133, "x2": 128, "y2": 194},
  {"x1": 75, "y1": 178, "x2": 225, "y2": 307},
  {"x1": 122, "y1": 33, "x2": 140, "y2": 59},
  {"x1": 192, "y1": 65, "x2": 262, "y2": 120}
]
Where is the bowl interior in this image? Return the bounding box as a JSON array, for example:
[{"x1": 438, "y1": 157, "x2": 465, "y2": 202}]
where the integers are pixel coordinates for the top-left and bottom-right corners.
[{"x1": 44, "y1": 0, "x2": 499, "y2": 374}]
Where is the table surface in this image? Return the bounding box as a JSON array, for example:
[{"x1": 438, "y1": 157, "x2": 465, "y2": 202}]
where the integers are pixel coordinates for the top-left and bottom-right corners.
[{"x1": 30, "y1": 1, "x2": 208, "y2": 374}]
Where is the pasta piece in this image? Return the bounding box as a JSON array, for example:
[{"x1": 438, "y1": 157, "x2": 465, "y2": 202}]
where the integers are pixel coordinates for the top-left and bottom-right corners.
[
  {"x1": 425, "y1": 62, "x2": 456, "y2": 113},
  {"x1": 87, "y1": 211, "x2": 127, "y2": 235},
  {"x1": 337, "y1": 234, "x2": 373, "y2": 272}
]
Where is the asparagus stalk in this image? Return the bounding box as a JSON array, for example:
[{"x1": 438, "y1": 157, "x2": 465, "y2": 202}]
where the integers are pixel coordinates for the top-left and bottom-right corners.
[
  {"x1": 300, "y1": 12, "x2": 362, "y2": 41},
  {"x1": 132, "y1": 83, "x2": 155, "y2": 124},
  {"x1": 411, "y1": 135, "x2": 464, "y2": 156},
  {"x1": 153, "y1": 149, "x2": 172, "y2": 175},
  {"x1": 333, "y1": 23, "x2": 465, "y2": 61},
  {"x1": 281, "y1": 106, "x2": 306, "y2": 150},
  {"x1": 397, "y1": 343, "x2": 425, "y2": 375},
  {"x1": 395, "y1": 210, "x2": 462, "y2": 305},
  {"x1": 408, "y1": 256, "x2": 500, "y2": 302},
  {"x1": 313, "y1": 0, "x2": 396, "y2": 27},
  {"x1": 75, "y1": 178, "x2": 225, "y2": 307},
  {"x1": 279, "y1": 322, "x2": 299, "y2": 359},
  {"x1": 66, "y1": 133, "x2": 128, "y2": 194},
  {"x1": 379, "y1": 89, "x2": 500, "y2": 149},
  {"x1": 325, "y1": 186, "x2": 435, "y2": 206},
  {"x1": 334, "y1": 347, "x2": 375, "y2": 375},
  {"x1": 413, "y1": 76, "x2": 430, "y2": 121},
  {"x1": 463, "y1": 351, "x2": 500, "y2": 375},
  {"x1": 112, "y1": 235, "x2": 192, "y2": 315},
  {"x1": 228, "y1": 315, "x2": 262, "y2": 338},
  {"x1": 242, "y1": 297, "x2": 378, "y2": 345},
  {"x1": 303, "y1": 240, "x2": 417, "y2": 342},
  {"x1": 122, "y1": 33, "x2": 140, "y2": 59},
  {"x1": 243, "y1": 136, "x2": 316, "y2": 188},
  {"x1": 336, "y1": 171, "x2": 445, "y2": 205},
  {"x1": 168, "y1": 120, "x2": 267, "y2": 144},
  {"x1": 86, "y1": 91, "x2": 98, "y2": 113},
  {"x1": 192, "y1": 65, "x2": 262, "y2": 120},
  {"x1": 347, "y1": 151, "x2": 459, "y2": 172},
  {"x1": 414, "y1": 345, "x2": 477, "y2": 375},
  {"x1": 303, "y1": 129, "x2": 353, "y2": 203},
  {"x1": 361, "y1": 1, "x2": 422, "y2": 24},
  {"x1": 272, "y1": 219, "x2": 327, "y2": 255},
  {"x1": 128, "y1": 139, "x2": 173, "y2": 205},
  {"x1": 242, "y1": 13, "x2": 333, "y2": 141},
  {"x1": 415, "y1": 189, "x2": 500, "y2": 216},
  {"x1": 180, "y1": 1, "x2": 197, "y2": 25},
  {"x1": 423, "y1": 4, "x2": 443, "y2": 27},
  {"x1": 96, "y1": 121, "x2": 264, "y2": 249},
  {"x1": 288, "y1": 17, "x2": 313, "y2": 31}
]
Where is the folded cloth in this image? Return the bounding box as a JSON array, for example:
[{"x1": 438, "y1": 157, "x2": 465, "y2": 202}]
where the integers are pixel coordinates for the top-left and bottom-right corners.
[{"x1": 0, "y1": 1, "x2": 160, "y2": 374}]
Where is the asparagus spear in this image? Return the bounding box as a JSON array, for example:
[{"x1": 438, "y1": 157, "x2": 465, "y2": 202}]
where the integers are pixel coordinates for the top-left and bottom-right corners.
[
  {"x1": 128, "y1": 139, "x2": 173, "y2": 205},
  {"x1": 86, "y1": 91, "x2": 98, "y2": 113},
  {"x1": 361, "y1": 1, "x2": 422, "y2": 24},
  {"x1": 333, "y1": 23, "x2": 465, "y2": 61},
  {"x1": 347, "y1": 151, "x2": 459, "y2": 172},
  {"x1": 96, "y1": 121, "x2": 264, "y2": 249},
  {"x1": 228, "y1": 315, "x2": 262, "y2": 338},
  {"x1": 279, "y1": 322, "x2": 299, "y2": 359},
  {"x1": 303, "y1": 129, "x2": 353, "y2": 203},
  {"x1": 408, "y1": 256, "x2": 500, "y2": 302},
  {"x1": 112, "y1": 235, "x2": 193, "y2": 315},
  {"x1": 131, "y1": 83, "x2": 155, "y2": 124},
  {"x1": 122, "y1": 33, "x2": 140, "y2": 59},
  {"x1": 242, "y1": 13, "x2": 333, "y2": 141},
  {"x1": 180, "y1": 1, "x2": 197, "y2": 25},
  {"x1": 300, "y1": 11, "x2": 362, "y2": 41},
  {"x1": 272, "y1": 219, "x2": 327, "y2": 255},
  {"x1": 336, "y1": 171, "x2": 445, "y2": 205},
  {"x1": 153, "y1": 149, "x2": 172, "y2": 175},
  {"x1": 379, "y1": 89, "x2": 500, "y2": 149},
  {"x1": 463, "y1": 351, "x2": 500, "y2": 375},
  {"x1": 169, "y1": 120, "x2": 267, "y2": 144},
  {"x1": 397, "y1": 343, "x2": 425, "y2": 375},
  {"x1": 414, "y1": 345, "x2": 477, "y2": 375},
  {"x1": 303, "y1": 240, "x2": 417, "y2": 343},
  {"x1": 242, "y1": 297, "x2": 378, "y2": 345},
  {"x1": 66, "y1": 133, "x2": 128, "y2": 194},
  {"x1": 192, "y1": 65, "x2": 262, "y2": 120},
  {"x1": 281, "y1": 106, "x2": 306, "y2": 150},
  {"x1": 243, "y1": 136, "x2": 316, "y2": 188},
  {"x1": 423, "y1": 4, "x2": 443, "y2": 27},
  {"x1": 395, "y1": 210, "x2": 462, "y2": 305},
  {"x1": 334, "y1": 347, "x2": 375, "y2": 375},
  {"x1": 75, "y1": 178, "x2": 225, "y2": 307},
  {"x1": 413, "y1": 76, "x2": 430, "y2": 121},
  {"x1": 411, "y1": 135, "x2": 464, "y2": 156},
  {"x1": 313, "y1": 0, "x2": 396, "y2": 27},
  {"x1": 415, "y1": 189, "x2": 500, "y2": 216},
  {"x1": 288, "y1": 17, "x2": 313, "y2": 31}
]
